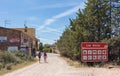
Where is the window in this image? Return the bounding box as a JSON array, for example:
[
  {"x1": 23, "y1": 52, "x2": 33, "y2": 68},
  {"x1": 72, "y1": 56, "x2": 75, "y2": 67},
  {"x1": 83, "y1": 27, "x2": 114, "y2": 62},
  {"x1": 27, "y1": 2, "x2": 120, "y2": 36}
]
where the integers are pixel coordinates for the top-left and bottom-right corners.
[{"x1": 0, "y1": 36, "x2": 7, "y2": 42}]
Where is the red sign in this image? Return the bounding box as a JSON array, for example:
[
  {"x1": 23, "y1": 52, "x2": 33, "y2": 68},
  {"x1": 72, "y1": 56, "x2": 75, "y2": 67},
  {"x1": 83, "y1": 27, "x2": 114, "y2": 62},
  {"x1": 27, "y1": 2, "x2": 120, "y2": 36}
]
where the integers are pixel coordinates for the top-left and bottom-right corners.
[
  {"x1": 9, "y1": 38, "x2": 20, "y2": 43},
  {"x1": 81, "y1": 42, "x2": 108, "y2": 62}
]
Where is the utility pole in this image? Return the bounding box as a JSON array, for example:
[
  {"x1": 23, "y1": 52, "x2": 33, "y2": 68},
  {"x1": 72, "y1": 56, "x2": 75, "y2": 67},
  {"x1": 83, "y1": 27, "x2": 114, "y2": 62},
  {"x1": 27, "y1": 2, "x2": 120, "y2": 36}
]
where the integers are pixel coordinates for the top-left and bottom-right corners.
[
  {"x1": 24, "y1": 21, "x2": 29, "y2": 55},
  {"x1": 24, "y1": 21, "x2": 27, "y2": 32},
  {"x1": 4, "y1": 20, "x2": 10, "y2": 27},
  {"x1": 24, "y1": 21, "x2": 28, "y2": 43}
]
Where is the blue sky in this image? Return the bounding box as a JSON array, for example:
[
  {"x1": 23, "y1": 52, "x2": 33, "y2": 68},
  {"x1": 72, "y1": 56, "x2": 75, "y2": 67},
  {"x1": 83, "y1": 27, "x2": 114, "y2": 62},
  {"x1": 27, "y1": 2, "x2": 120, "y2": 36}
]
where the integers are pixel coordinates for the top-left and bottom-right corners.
[{"x1": 0, "y1": 0, "x2": 86, "y2": 44}]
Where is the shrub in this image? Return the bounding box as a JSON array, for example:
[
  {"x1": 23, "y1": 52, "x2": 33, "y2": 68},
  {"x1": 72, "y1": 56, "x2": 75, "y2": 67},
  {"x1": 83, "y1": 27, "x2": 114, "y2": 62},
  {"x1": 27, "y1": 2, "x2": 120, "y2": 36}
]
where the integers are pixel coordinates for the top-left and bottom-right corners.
[
  {"x1": 0, "y1": 51, "x2": 35, "y2": 71},
  {"x1": 43, "y1": 48, "x2": 52, "y2": 53},
  {"x1": 2, "y1": 51, "x2": 18, "y2": 64},
  {"x1": 27, "y1": 56, "x2": 34, "y2": 61},
  {"x1": 1, "y1": 51, "x2": 35, "y2": 68},
  {"x1": 13, "y1": 51, "x2": 35, "y2": 61},
  {"x1": 6, "y1": 63, "x2": 12, "y2": 70},
  {"x1": 14, "y1": 51, "x2": 28, "y2": 61},
  {"x1": 0, "y1": 63, "x2": 3, "y2": 70},
  {"x1": 0, "y1": 51, "x2": 4, "y2": 62},
  {"x1": 14, "y1": 51, "x2": 25, "y2": 58},
  {"x1": 102, "y1": 36, "x2": 120, "y2": 64}
]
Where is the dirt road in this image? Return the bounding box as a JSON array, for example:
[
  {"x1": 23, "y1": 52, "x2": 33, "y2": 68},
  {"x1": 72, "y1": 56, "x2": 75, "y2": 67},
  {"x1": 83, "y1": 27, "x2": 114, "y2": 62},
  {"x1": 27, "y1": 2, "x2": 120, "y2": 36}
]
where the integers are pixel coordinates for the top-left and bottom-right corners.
[{"x1": 4, "y1": 53, "x2": 120, "y2": 76}]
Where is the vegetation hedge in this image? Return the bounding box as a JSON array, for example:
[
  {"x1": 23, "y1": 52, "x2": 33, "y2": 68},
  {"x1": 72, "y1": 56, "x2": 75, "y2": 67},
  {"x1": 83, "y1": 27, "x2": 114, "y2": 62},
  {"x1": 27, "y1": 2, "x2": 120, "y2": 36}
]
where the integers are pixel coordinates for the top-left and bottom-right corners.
[
  {"x1": 0, "y1": 51, "x2": 35, "y2": 70},
  {"x1": 103, "y1": 36, "x2": 120, "y2": 64}
]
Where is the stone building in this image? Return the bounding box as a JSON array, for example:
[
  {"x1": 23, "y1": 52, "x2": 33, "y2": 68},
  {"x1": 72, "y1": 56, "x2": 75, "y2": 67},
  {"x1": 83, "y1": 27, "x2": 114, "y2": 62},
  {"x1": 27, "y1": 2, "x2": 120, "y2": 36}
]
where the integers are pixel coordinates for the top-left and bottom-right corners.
[
  {"x1": 0, "y1": 27, "x2": 33, "y2": 55},
  {"x1": 12, "y1": 28, "x2": 39, "y2": 50}
]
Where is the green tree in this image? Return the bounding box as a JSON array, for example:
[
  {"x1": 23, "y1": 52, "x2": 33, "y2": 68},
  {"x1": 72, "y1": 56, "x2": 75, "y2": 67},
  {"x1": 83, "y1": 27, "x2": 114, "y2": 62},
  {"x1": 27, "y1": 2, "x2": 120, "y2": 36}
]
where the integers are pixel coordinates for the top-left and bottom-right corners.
[
  {"x1": 39, "y1": 42, "x2": 43, "y2": 51},
  {"x1": 43, "y1": 44, "x2": 52, "y2": 53},
  {"x1": 57, "y1": 0, "x2": 117, "y2": 61},
  {"x1": 85, "y1": 0, "x2": 111, "y2": 41}
]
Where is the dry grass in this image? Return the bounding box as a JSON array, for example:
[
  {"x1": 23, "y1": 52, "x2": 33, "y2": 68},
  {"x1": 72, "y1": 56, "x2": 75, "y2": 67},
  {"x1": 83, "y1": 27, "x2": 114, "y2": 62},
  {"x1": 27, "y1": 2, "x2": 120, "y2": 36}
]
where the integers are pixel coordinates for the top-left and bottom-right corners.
[
  {"x1": 62, "y1": 57, "x2": 87, "y2": 68},
  {"x1": 61, "y1": 56, "x2": 120, "y2": 69},
  {"x1": 0, "y1": 59, "x2": 38, "y2": 76}
]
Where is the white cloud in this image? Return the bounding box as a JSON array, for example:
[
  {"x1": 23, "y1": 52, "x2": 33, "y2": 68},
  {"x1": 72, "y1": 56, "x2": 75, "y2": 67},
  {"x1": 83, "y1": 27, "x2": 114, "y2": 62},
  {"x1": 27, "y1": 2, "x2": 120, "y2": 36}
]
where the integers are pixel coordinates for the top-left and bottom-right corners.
[
  {"x1": 38, "y1": 25, "x2": 45, "y2": 29},
  {"x1": 53, "y1": 4, "x2": 83, "y2": 19},
  {"x1": 37, "y1": 2, "x2": 85, "y2": 31},
  {"x1": 37, "y1": 19, "x2": 56, "y2": 30},
  {"x1": 30, "y1": 2, "x2": 81, "y2": 10},
  {"x1": 44, "y1": 19, "x2": 56, "y2": 25},
  {"x1": 28, "y1": 16, "x2": 38, "y2": 21},
  {"x1": 37, "y1": 27, "x2": 62, "y2": 34}
]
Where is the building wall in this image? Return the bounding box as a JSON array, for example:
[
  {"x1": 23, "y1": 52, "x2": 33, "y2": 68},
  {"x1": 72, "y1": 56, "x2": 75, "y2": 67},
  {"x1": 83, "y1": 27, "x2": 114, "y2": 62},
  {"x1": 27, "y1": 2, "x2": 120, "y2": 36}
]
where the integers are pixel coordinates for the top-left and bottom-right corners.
[
  {"x1": 12, "y1": 28, "x2": 39, "y2": 50},
  {"x1": 21, "y1": 33, "x2": 33, "y2": 49},
  {"x1": 0, "y1": 27, "x2": 21, "y2": 51},
  {"x1": 0, "y1": 27, "x2": 33, "y2": 51},
  {"x1": 12, "y1": 28, "x2": 35, "y2": 38}
]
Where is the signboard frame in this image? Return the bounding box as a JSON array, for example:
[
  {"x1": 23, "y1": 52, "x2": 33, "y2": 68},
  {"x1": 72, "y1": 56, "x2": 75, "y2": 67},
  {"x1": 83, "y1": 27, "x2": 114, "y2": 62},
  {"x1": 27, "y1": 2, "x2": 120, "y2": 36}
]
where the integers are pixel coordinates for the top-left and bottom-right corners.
[{"x1": 81, "y1": 42, "x2": 108, "y2": 62}]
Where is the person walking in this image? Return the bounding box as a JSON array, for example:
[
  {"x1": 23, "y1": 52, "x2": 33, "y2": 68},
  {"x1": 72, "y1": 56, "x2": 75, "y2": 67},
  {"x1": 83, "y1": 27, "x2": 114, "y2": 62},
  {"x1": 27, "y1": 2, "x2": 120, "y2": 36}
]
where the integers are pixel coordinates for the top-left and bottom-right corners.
[
  {"x1": 38, "y1": 51, "x2": 42, "y2": 63},
  {"x1": 43, "y1": 51, "x2": 47, "y2": 62}
]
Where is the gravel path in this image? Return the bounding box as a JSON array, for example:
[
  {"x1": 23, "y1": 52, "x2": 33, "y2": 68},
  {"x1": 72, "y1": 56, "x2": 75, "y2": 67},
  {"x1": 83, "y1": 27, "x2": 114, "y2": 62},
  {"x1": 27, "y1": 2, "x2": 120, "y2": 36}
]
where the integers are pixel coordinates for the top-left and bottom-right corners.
[{"x1": 4, "y1": 53, "x2": 120, "y2": 76}]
